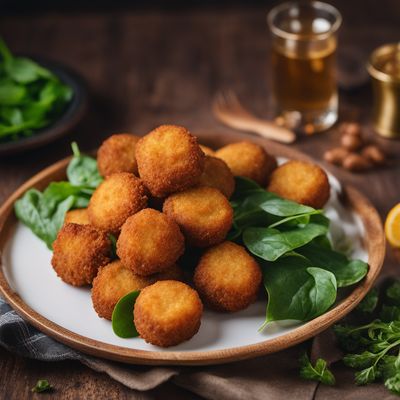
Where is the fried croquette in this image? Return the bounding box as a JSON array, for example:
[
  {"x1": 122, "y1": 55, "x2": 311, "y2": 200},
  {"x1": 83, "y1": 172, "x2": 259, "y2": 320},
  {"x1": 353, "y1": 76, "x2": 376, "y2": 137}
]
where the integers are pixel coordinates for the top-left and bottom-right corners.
[
  {"x1": 163, "y1": 186, "x2": 233, "y2": 247},
  {"x1": 91, "y1": 261, "x2": 183, "y2": 320},
  {"x1": 135, "y1": 125, "x2": 205, "y2": 197},
  {"x1": 198, "y1": 156, "x2": 235, "y2": 198},
  {"x1": 51, "y1": 223, "x2": 111, "y2": 286},
  {"x1": 134, "y1": 280, "x2": 203, "y2": 347},
  {"x1": 267, "y1": 160, "x2": 330, "y2": 209},
  {"x1": 64, "y1": 209, "x2": 90, "y2": 225},
  {"x1": 117, "y1": 208, "x2": 185, "y2": 276},
  {"x1": 88, "y1": 172, "x2": 148, "y2": 233},
  {"x1": 97, "y1": 133, "x2": 140, "y2": 177},
  {"x1": 199, "y1": 144, "x2": 215, "y2": 156},
  {"x1": 215, "y1": 141, "x2": 277, "y2": 185},
  {"x1": 193, "y1": 241, "x2": 262, "y2": 312}
]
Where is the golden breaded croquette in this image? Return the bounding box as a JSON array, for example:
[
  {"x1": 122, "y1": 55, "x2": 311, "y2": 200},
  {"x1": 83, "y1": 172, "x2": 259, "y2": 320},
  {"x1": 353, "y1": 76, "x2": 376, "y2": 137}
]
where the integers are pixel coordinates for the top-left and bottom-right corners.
[
  {"x1": 88, "y1": 172, "x2": 148, "y2": 234},
  {"x1": 215, "y1": 141, "x2": 277, "y2": 186},
  {"x1": 135, "y1": 125, "x2": 205, "y2": 197},
  {"x1": 134, "y1": 280, "x2": 203, "y2": 347},
  {"x1": 64, "y1": 209, "x2": 90, "y2": 225},
  {"x1": 163, "y1": 186, "x2": 233, "y2": 247},
  {"x1": 51, "y1": 223, "x2": 111, "y2": 286},
  {"x1": 199, "y1": 144, "x2": 215, "y2": 156},
  {"x1": 91, "y1": 260, "x2": 183, "y2": 320},
  {"x1": 193, "y1": 241, "x2": 262, "y2": 312},
  {"x1": 267, "y1": 160, "x2": 330, "y2": 209},
  {"x1": 198, "y1": 156, "x2": 235, "y2": 198},
  {"x1": 117, "y1": 208, "x2": 185, "y2": 276},
  {"x1": 97, "y1": 133, "x2": 140, "y2": 177}
]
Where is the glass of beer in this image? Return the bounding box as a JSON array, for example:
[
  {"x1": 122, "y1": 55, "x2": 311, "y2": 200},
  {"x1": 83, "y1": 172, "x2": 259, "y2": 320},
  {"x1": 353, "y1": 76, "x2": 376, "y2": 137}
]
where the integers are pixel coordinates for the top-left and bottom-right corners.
[{"x1": 267, "y1": 1, "x2": 342, "y2": 134}]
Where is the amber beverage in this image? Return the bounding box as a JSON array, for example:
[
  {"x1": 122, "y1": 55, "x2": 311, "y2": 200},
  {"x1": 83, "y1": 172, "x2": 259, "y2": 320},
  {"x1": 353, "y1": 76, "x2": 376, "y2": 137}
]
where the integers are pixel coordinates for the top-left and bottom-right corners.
[{"x1": 268, "y1": 2, "x2": 341, "y2": 133}]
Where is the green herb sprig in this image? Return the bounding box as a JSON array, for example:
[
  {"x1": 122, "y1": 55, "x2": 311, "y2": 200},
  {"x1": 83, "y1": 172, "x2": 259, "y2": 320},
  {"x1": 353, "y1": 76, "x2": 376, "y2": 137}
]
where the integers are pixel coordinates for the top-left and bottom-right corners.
[
  {"x1": 334, "y1": 280, "x2": 400, "y2": 395},
  {"x1": 31, "y1": 379, "x2": 52, "y2": 393},
  {"x1": 299, "y1": 353, "x2": 336, "y2": 385}
]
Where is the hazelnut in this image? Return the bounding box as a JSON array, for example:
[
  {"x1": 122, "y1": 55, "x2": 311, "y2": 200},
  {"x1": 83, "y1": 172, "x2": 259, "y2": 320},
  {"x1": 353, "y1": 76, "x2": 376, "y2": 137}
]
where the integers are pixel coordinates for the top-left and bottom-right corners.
[
  {"x1": 339, "y1": 122, "x2": 362, "y2": 137},
  {"x1": 341, "y1": 133, "x2": 363, "y2": 151},
  {"x1": 342, "y1": 153, "x2": 371, "y2": 172},
  {"x1": 361, "y1": 145, "x2": 386, "y2": 165},
  {"x1": 323, "y1": 147, "x2": 350, "y2": 166}
]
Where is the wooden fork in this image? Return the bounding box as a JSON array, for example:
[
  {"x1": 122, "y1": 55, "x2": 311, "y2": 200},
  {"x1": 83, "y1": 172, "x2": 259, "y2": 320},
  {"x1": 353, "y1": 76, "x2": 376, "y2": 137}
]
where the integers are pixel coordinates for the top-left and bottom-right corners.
[{"x1": 212, "y1": 90, "x2": 296, "y2": 144}]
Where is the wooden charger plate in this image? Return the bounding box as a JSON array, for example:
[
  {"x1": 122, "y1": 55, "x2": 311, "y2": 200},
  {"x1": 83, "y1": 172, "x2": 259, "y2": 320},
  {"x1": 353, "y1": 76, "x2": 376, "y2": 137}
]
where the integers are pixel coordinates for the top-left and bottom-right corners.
[{"x1": 0, "y1": 130, "x2": 385, "y2": 366}]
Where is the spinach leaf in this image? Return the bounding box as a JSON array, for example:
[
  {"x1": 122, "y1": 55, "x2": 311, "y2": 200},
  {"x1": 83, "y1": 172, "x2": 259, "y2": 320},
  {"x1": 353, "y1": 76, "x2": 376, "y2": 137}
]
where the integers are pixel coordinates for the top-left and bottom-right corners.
[
  {"x1": 0, "y1": 79, "x2": 27, "y2": 105},
  {"x1": 243, "y1": 214, "x2": 329, "y2": 261},
  {"x1": 67, "y1": 142, "x2": 103, "y2": 187},
  {"x1": 261, "y1": 256, "x2": 337, "y2": 325},
  {"x1": 297, "y1": 240, "x2": 368, "y2": 287},
  {"x1": 14, "y1": 189, "x2": 74, "y2": 249},
  {"x1": 357, "y1": 288, "x2": 379, "y2": 314},
  {"x1": 14, "y1": 143, "x2": 101, "y2": 249},
  {"x1": 5, "y1": 57, "x2": 53, "y2": 84},
  {"x1": 112, "y1": 290, "x2": 140, "y2": 338},
  {"x1": 299, "y1": 353, "x2": 336, "y2": 385},
  {"x1": 0, "y1": 37, "x2": 72, "y2": 141},
  {"x1": 231, "y1": 176, "x2": 262, "y2": 200}
]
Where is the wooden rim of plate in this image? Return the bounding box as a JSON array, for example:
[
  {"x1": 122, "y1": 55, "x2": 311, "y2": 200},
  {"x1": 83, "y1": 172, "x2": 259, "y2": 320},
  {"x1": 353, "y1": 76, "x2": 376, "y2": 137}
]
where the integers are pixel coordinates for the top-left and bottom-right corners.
[{"x1": 0, "y1": 131, "x2": 386, "y2": 365}]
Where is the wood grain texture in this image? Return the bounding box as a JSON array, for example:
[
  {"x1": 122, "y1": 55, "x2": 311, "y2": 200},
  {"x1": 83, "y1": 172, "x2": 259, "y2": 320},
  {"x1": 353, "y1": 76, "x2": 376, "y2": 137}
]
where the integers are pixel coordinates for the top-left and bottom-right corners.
[{"x1": 0, "y1": 0, "x2": 399, "y2": 397}]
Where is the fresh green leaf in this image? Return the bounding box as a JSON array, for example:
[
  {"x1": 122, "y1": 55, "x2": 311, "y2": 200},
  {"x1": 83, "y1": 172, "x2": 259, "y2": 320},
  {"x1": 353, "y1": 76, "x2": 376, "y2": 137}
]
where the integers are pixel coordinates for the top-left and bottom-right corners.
[
  {"x1": 109, "y1": 234, "x2": 117, "y2": 259},
  {"x1": 386, "y1": 281, "x2": 400, "y2": 306},
  {"x1": 343, "y1": 351, "x2": 380, "y2": 369},
  {"x1": 299, "y1": 353, "x2": 336, "y2": 385},
  {"x1": 355, "y1": 366, "x2": 378, "y2": 385},
  {"x1": 31, "y1": 379, "x2": 52, "y2": 393},
  {"x1": 0, "y1": 38, "x2": 72, "y2": 141},
  {"x1": 112, "y1": 290, "x2": 141, "y2": 338},
  {"x1": 230, "y1": 176, "x2": 262, "y2": 199},
  {"x1": 0, "y1": 107, "x2": 23, "y2": 125},
  {"x1": 357, "y1": 288, "x2": 379, "y2": 314},
  {"x1": 14, "y1": 143, "x2": 102, "y2": 248},
  {"x1": 380, "y1": 305, "x2": 400, "y2": 322},
  {"x1": 0, "y1": 38, "x2": 13, "y2": 64},
  {"x1": 5, "y1": 57, "x2": 53, "y2": 84},
  {"x1": 244, "y1": 215, "x2": 329, "y2": 261},
  {"x1": 14, "y1": 189, "x2": 74, "y2": 249},
  {"x1": 385, "y1": 373, "x2": 400, "y2": 395},
  {"x1": 261, "y1": 256, "x2": 337, "y2": 325},
  {"x1": 297, "y1": 241, "x2": 368, "y2": 287},
  {"x1": 67, "y1": 142, "x2": 103, "y2": 188},
  {"x1": 0, "y1": 79, "x2": 27, "y2": 105}
]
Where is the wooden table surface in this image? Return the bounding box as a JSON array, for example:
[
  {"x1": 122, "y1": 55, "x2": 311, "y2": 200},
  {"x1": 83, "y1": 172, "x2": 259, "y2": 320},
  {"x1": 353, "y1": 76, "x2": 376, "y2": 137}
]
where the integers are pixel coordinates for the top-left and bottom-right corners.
[{"x1": 1, "y1": 1, "x2": 400, "y2": 398}]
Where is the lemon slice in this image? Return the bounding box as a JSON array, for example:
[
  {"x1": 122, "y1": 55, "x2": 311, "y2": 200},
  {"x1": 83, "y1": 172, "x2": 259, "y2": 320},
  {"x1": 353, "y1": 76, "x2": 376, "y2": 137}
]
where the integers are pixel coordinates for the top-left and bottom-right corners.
[{"x1": 385, "y1": 203, "x2": 400, "y2": 248}]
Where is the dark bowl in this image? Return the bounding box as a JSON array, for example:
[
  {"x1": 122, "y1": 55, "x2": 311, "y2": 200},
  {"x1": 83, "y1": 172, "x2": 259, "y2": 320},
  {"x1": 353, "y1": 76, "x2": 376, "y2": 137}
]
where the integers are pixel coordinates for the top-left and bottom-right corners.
[{"x1": 0, "y1": 57, "x2": 88, "y2": 157}]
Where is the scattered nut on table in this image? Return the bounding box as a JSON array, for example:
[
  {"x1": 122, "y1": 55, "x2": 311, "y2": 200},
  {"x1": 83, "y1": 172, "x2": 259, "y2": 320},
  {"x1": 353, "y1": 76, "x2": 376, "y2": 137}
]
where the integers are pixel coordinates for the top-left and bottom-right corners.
[
  {"x1": 323, "y1": 147, "x2": 350, "y2": 165},
  {"x1": 341, "y1": 133, "x2": 363, "y2": 151},
  {"x1": 339, "y1": 122, "x2": 362, "y2": 137},
  {"x1": 342, "y1": 153, "x2": 371, "y2": 171},
  {"x1": 323, "y1": 122, "x2": 386, "y2": 173},
  {"x1": 361, "y1": 145, "x2": 386, "y2": 165}
]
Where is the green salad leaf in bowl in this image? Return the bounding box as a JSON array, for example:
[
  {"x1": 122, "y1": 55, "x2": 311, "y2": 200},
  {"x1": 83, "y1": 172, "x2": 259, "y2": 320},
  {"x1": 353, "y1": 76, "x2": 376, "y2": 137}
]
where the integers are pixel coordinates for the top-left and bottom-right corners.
[{"x1": 0, "y1": 38, "x2": 73, "y2": 142}]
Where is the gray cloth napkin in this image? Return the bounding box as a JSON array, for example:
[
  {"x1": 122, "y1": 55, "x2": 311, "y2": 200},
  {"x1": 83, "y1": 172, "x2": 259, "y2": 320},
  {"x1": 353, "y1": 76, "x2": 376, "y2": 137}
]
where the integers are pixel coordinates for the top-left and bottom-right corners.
[{"x1": 1, "y1": 296, "x2": 397, "y2": 399}]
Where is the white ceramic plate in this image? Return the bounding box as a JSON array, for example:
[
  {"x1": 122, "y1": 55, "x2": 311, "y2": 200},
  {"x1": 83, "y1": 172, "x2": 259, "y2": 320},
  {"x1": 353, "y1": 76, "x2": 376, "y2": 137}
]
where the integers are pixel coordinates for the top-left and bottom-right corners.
[{"x1": 0, "y1": 138, "x2": 385, "y2": 365}]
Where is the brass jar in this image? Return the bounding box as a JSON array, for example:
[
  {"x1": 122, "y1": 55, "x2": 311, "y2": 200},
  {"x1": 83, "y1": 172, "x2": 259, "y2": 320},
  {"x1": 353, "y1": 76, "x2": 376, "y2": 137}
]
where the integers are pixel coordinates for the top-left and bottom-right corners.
[{"x1": 367, "y1": 43, "x2": 400, "y2": 139}]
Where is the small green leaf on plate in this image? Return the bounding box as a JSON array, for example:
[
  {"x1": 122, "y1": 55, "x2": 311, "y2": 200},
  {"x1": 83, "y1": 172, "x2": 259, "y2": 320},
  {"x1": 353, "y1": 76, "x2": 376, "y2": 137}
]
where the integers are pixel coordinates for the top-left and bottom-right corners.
[{"x1": 112, "y1": 290, "x2": 141, "y2": 338}]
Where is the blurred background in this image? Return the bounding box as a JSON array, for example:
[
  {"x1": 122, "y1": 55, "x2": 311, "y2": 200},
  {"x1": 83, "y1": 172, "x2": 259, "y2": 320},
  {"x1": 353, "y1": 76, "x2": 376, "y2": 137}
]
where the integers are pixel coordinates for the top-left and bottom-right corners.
[{"x1": 0, "y1": 0, "x2": 399, "y2": 204}]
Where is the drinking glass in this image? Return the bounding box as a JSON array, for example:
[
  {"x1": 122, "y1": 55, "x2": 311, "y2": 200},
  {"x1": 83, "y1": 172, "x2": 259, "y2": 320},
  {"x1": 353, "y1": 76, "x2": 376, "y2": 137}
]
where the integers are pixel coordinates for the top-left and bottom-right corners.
[{"x1": 267, "y1": 1, "x2": 342, "y2": 134}]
